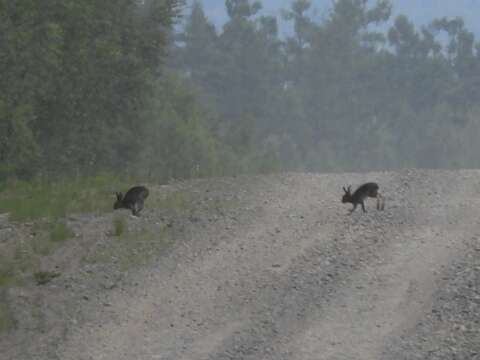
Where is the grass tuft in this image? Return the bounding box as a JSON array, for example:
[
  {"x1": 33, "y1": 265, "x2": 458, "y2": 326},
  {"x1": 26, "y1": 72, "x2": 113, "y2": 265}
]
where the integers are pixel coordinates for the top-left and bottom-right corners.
[
  {"x1": 34, "y1": 271, "x2": 61, "y2": 285},
  {"x1": 31, "y1": 221, "x2": 74, "y2": 256},
  {"x1": 113, "y1": 215, "x2": 127, "y2": 237},
  {"x1": 0, "y1": 297, "x2": 16, "y2": 334},
  {"x1": 49, "y1": 221, "x2": 74, "y2": 243},
  {"x1": 0, "y1": 256, "x2": 15, "y2": 287}
]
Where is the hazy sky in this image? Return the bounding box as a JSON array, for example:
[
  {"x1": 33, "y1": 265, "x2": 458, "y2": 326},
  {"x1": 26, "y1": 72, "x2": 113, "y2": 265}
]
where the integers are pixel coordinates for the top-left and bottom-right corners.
[{"x1": 184, "y1": 0, "x2": 480, "y2": 36}]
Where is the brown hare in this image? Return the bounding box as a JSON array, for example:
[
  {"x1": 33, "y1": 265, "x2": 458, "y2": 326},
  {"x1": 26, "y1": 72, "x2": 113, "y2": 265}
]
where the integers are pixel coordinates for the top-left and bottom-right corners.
[
  {"x1": 114, "y1": 186, "x2": 149, "y2": 216},
  {"x1": 342, "y1": 182, "x2": 384, "y2": 213}
]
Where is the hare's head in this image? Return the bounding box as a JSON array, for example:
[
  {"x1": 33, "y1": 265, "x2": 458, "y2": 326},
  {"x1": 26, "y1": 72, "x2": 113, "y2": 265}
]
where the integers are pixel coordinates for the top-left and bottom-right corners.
[
  {"x1": 341, "y1": 186, "x2": 352, "y2": 203},
  {"x1": 113, "y1": 192, "x2": 124, "y2": 209}
]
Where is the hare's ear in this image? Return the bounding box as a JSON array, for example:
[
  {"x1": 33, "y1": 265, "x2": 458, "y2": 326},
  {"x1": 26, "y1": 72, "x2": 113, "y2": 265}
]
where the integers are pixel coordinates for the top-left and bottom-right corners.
[
  {"x1": 115, "y1": 192, "x2": 123, "y2": 201},
  {"x1": 348, "y1": 186, "x2": 352, "y2": 192},
  {"x1": 343, "y1": 186, "x2": 348, "y2": 193}
]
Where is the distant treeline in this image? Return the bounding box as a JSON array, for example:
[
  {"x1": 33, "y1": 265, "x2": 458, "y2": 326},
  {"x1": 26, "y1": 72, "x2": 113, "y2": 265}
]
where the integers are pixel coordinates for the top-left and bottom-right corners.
[{"x1": 2, "y1": 0, "x2": 480, "y2": 182}]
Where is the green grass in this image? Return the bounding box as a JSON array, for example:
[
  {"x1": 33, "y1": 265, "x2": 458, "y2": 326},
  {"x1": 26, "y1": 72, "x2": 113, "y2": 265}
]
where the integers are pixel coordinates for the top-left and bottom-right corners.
[
  {"x1": 113, "y1": 215, "x2": 127, "y2": 237},
  {"x1": 151, "y1": 190, "x2": 193, "y2": 214},
  {"x1": 13, "y1": 243, "x2": 35, "y2": 273},
  {"x1": 210, "y1": 197, "x2": 240, "y2": 213},
  {"x1": 0, "y1": 290, "x2": 16, "y2": 333},
  {"x1": 49, "y1": 221, "x2": 74, "y2": 242},
  {"x1": 0, "y1": 177, "x2": 240, "y2": 292},
  {"x1": 0, "y1": 224, "x2": 68, "y2": 288},
  {"x1": 0, "y1": 175, "x2": 131, "y2": 221},
  {"x1": 31, "y1": 221, "x2": 74, "y2": 256},
  {"x1": 0, "y1": 256, "x2": 15, "y2": 287},
  {"x1": 0, "y1": 302, "x2": 15, "y2": 333},
  {"x1": 34, "y1": 271, "x2": 61, "y2": 285},
  {"x1": 83, "y1": 225, "x2": 173, "y2": 272},
  {"x1": 0, "y1": 244, "x2": 39, "y2": 288},
  {"x1": 0, "y1": 175, "x2": 132, "y2": 289}
]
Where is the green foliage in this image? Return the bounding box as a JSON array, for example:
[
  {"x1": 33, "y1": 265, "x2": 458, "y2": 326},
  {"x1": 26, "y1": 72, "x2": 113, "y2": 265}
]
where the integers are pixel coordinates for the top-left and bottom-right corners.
[
  {"x1": 138, "y1": 74, "x2": 227, "y2": 181},
  {"x1": 0, "y1": 0, "x2": 182, "y2": 180},
  {"x1": 171, "y1": 0, "x2": 480, "y2": 172},
  {"x1": 3, "y1": 0, "x2": 480, "y2": 181}
]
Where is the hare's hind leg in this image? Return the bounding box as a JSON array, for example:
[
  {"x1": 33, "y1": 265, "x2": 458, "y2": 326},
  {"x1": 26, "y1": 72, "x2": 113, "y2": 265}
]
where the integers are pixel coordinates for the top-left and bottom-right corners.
[
  {"x1": 130, "y1": 203, "x2": 139, "y2": 217},
  {"x1": 131, "y1": 201, "x2": 144, "y2": 217},
  {"x1": 376, "y1": 194, "x2": 385, "y2": 210},
  {"x1": 136, "y1": 200, "x2": 144, "y2": 215}
]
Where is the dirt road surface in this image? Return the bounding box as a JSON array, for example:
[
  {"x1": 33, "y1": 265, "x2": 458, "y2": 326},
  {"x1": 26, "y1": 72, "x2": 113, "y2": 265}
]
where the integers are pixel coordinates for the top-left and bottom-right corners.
[{"x1": 2, "y1": 169, "x2": 480, "y2": 359}]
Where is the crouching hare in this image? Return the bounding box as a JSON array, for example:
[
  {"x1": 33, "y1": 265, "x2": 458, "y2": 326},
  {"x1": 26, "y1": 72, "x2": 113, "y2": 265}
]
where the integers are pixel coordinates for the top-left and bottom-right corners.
[
  {"x1": 342, "y1": 182, "x2": 384, "y2": 213},
  {"x1": 114, "y1": 186, "x2": 149, "y2": 216}
]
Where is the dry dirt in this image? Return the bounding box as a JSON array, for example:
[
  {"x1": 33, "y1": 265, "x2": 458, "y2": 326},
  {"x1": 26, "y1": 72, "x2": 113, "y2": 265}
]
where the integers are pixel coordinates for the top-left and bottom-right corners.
[{"x1": 1, "y1": 169, "x2": 480, "y2": 360}]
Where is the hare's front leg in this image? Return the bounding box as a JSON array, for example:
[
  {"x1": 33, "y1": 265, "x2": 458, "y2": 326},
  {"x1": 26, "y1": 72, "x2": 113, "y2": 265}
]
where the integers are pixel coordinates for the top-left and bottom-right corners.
[
  {"x1": 361, "y1": 201, "x2": 366, "y2": 212},
  {"x1": 349, "y1": 203, "x2": 357, "y2": 214},
  {"x1": 131, "y1": 203, "x2": 139, "y2": 217}
]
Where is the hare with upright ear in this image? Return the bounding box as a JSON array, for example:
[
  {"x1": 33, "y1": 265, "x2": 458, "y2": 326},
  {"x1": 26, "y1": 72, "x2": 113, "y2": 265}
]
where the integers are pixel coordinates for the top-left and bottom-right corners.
[
  {"x1": 114, "y1": 186, "x2": 149, "y2": 216},
  {"x1": 342, "y1": 182, "x2": 384, "y2": 213}
]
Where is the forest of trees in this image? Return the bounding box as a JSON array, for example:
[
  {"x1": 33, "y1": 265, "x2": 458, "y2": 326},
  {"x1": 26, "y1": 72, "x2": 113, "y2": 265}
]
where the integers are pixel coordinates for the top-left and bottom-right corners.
[{"x1": 2, "y1": 0, "x2": 480, "y2": 182}]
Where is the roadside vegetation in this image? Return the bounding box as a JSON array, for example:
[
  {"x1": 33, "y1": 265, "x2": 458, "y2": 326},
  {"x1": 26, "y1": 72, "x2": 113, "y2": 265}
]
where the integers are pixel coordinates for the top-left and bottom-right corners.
[
  {"x1": 3, "y1": 0, "x2": 480, "y2": 189},
  {"x1": 0, "y1": 175, "x2": 131, "y2": 221}
]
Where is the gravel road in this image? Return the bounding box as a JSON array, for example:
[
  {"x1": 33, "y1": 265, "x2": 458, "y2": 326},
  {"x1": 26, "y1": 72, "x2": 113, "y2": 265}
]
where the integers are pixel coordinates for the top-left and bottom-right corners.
[{"x1": 2, "y1": 169, "x2": 480, "y2": 359}]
